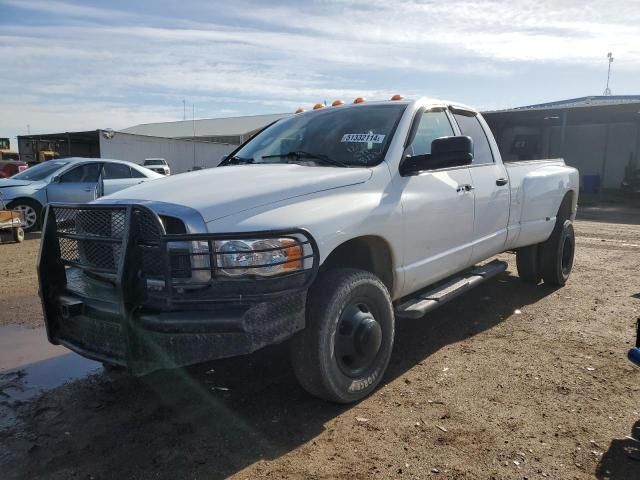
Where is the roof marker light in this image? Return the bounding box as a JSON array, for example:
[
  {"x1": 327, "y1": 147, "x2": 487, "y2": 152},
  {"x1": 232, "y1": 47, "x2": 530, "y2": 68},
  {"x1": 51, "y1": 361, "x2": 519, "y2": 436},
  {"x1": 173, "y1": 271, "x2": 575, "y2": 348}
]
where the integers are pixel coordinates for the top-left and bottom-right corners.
[
  {"x1": 295, "y1": 107, "x2": 305, "y2": 113},
  {"x1": 332, "y1": 99, "x2": 344, "y2": 106},
  {"x1": 353, "y1": 97, "x2": 366, "y2": 104},
  {"x1": 313, "y1": 103, "x2": 325, "y2": 110},
  {"x1": 390, "y1": 94, "x2": 404, "y2": 101}
]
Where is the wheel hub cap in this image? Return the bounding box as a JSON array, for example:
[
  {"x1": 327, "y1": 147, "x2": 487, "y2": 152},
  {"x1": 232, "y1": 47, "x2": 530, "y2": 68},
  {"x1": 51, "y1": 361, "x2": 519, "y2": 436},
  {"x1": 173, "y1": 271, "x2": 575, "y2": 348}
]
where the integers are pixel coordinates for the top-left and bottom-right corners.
[
  {"x1": 13, "y1": 205, "x2": 36, "y2": 229},
  {"x1": 335, "y1": 303, "x2": 383, "y2": 377}
]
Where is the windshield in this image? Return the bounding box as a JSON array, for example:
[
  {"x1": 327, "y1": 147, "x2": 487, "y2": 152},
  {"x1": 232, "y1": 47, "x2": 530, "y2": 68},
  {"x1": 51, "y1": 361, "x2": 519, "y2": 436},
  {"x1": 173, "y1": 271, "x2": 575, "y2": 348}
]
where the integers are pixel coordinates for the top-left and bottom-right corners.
[
  {"x1": 229, "y1": 104, "x2": 406, "y2": 167},
  {"x1": 145, "y1": 159, "x2": 165, "y2": 165},
  {"x1": 12, "y1": 161, "x2": 69, "y2": 181}
]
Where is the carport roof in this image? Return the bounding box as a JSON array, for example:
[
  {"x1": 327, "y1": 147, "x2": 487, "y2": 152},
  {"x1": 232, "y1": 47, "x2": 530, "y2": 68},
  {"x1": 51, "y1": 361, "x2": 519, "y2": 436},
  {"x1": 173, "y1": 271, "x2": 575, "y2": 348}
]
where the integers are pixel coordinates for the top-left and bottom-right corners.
[
  {"x1": 485, "y1": 95, "x2": 640, "y2": 113},
  {"x1": 121, "y1": 113, "x2": 290, "y2": 138}
]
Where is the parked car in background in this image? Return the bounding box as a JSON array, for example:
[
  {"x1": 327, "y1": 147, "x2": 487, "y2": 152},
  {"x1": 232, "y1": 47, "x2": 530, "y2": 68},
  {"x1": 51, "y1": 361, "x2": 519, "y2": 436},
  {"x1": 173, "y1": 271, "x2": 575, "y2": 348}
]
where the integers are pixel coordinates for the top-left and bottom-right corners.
[
  {"x1": 0, "y1": 159, "x2": 28, "y2": 178},
  {"x1": 143, "y1": 158, "x2": 171, "y2": 175},
  {"x1": 0, "y1": 158, "x2": 162, "y2": 231}
]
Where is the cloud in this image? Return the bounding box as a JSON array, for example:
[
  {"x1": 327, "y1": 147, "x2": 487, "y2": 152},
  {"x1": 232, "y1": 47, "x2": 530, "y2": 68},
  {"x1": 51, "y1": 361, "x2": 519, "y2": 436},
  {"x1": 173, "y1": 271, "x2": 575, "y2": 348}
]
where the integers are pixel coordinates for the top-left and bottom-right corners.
[{"x1": 1, "y1": 0, "x2": 638, "y2": 141}]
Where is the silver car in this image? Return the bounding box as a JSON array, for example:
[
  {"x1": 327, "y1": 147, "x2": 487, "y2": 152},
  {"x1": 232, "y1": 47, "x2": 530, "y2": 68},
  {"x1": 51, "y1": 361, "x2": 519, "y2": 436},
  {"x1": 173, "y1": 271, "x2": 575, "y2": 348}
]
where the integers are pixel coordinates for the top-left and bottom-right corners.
[{"x1": 0, "y1": 158, "x2": 163, "y2": 231}]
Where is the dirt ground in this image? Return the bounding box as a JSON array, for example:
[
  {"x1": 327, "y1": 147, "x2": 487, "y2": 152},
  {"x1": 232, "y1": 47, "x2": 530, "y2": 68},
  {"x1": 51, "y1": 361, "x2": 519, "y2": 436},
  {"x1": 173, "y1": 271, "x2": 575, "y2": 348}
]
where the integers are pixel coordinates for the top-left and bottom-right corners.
[{"x1": 1, "y1": 205, "x2": 639, "y2": 479}]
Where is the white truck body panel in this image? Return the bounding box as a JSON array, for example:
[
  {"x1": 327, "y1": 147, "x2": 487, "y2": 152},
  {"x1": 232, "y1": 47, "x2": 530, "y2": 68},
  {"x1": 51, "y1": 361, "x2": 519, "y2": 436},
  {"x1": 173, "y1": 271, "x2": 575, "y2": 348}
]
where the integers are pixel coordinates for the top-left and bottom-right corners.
[{"x1": 102, "y1": 98, "x2": 579, "y2": 301}]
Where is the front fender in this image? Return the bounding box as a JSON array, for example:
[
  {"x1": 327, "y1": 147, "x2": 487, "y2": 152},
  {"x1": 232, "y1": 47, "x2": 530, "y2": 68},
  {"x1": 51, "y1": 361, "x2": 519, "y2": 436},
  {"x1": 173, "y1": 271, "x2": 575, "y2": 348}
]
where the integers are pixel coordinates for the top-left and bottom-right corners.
[{"x1": 205, "y1": 170, "x2": 404, "y2": 297}]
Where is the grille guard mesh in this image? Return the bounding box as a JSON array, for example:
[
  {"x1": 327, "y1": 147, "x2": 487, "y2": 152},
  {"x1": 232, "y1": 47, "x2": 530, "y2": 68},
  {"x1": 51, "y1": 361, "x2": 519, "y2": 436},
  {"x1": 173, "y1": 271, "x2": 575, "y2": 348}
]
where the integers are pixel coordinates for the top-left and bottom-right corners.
[{"x1": 43, "y1": 203, "x2": 319, "y2": 307}]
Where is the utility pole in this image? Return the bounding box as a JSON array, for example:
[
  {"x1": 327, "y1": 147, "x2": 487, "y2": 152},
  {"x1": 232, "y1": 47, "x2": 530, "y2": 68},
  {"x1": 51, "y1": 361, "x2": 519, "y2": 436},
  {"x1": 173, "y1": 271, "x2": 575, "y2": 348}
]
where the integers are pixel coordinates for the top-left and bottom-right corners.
[
  {"x1": 192, "y1": 104, "x2": 196, "y2": 167},
  {"x1": 603, "y1": 52, "x2": 614, "y2": 96}
]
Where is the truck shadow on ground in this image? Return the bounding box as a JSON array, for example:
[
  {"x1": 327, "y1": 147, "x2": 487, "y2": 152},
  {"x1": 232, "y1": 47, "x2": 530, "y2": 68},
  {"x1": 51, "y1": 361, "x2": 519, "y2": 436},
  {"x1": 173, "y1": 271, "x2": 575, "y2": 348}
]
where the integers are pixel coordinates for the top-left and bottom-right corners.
[
  {"x1": 3, "y1": 270, "x2": 558, "y2": 480},
  {"x1": 596, "y1": 420, "x2": 640, "y2": 479}
]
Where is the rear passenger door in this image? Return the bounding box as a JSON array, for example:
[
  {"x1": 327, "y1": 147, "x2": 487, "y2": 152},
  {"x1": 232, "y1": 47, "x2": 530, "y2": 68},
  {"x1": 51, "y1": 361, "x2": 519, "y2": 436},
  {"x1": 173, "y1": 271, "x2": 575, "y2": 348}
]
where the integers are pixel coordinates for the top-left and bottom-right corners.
[
  {"x1": 451, "y1": 109, "x2": 509, "y2": 264},
  {"x1": 102, "y1": 163, "x2": 138, "y2": 196}
]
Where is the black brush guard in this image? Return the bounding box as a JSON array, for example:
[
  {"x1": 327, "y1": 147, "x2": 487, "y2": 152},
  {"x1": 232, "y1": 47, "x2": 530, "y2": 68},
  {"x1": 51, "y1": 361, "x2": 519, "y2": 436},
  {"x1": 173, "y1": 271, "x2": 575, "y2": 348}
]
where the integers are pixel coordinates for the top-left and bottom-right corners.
[{"x1": 38, "y1": 203, "x2": 319, "y2": 374}]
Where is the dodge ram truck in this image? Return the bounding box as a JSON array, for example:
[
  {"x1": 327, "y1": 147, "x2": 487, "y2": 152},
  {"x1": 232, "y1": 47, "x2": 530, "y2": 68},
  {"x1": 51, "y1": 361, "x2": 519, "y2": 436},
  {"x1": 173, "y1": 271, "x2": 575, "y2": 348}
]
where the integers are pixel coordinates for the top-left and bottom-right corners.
[{"x1": 38, "y1": 97, "x2": 579, "y2": 403}]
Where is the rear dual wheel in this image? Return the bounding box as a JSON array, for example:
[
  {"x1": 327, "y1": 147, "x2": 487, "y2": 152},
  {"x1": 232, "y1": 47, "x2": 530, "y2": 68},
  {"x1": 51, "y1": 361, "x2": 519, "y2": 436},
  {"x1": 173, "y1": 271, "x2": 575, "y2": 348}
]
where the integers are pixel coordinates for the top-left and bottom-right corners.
[
  {"x1": 291, "y1": 268, "x2": 394, "y2": 404},
  {"x1": 516, "y1": 218, "x2": 575, "y2": 286}
]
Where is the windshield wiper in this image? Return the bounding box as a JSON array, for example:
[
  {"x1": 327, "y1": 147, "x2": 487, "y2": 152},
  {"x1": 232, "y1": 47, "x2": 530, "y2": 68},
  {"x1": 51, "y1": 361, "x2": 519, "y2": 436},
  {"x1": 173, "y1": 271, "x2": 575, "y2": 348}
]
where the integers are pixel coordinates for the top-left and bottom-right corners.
[
  {"x1": 221, "y1": 155, "x2": 254, "y2": 166},
  {"x1": 261, "y1": 150, "x2": 347, "y2": 168}
]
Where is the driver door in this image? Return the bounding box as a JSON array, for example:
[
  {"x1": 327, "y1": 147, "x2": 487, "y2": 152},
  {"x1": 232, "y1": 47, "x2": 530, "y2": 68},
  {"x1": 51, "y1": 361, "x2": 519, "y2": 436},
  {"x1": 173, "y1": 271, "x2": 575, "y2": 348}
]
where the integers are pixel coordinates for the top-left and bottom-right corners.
[
  {"x1": 46, "y1": 162, "x2": 103, "y2": 203},
  {"x1": 399, "y1": 109, "x2": 475, "y2": 294}
]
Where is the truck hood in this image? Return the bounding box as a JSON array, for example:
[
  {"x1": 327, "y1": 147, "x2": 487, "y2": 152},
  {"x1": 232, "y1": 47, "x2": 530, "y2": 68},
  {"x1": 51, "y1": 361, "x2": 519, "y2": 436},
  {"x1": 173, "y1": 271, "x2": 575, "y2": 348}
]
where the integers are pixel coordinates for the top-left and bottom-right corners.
[{"x1": 99, "y1": 164, "x2": 372, "y2": 222}]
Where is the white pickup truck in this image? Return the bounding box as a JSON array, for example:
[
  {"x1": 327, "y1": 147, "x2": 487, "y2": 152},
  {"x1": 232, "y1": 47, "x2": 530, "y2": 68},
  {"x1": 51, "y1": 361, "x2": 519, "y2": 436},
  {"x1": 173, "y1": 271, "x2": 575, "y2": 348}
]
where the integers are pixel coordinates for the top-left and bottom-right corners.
[{"x1": 38, "y1": 97, "x2": 579, "y2": 403}]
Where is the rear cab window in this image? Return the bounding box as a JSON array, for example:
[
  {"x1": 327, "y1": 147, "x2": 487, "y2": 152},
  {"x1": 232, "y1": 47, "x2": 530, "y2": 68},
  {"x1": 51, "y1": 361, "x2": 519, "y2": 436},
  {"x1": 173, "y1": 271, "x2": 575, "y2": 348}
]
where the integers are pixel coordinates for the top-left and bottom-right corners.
[{"x1": 452, "y1": 111, "x2": 494, "y2": 165}]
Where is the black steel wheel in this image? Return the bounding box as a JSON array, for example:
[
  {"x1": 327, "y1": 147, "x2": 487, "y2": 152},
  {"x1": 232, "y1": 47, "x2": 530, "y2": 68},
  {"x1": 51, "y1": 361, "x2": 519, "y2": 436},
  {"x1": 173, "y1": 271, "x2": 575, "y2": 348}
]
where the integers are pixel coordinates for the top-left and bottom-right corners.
[
  {"x1": 516, "y1": 244, "x2": 542, "y2": 284},
  {"x1": 291, "y1": 268, "x2": 394, "y2": 403}
]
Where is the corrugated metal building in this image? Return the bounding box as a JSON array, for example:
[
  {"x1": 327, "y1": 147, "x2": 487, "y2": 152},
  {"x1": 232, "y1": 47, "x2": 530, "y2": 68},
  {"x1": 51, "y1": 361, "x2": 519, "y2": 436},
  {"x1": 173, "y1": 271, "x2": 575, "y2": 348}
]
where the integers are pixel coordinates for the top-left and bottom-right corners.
[
  {"x1": 122, "y1": 113, "x2": 290, "y2": 145},
  {"x1": 483, "y1": 96, "x2": 640, "y2": 191},
  {"x1": 18, "y1": 130, "x2": 236, "y2": 175}
]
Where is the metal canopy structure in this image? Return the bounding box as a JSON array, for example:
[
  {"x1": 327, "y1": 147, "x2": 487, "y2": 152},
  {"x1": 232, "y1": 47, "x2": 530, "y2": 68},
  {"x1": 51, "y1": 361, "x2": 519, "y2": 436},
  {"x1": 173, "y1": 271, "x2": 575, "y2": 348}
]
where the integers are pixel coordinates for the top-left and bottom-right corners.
[{"x1": 483, "y1": 96, "x2": 640, "y2": 191}]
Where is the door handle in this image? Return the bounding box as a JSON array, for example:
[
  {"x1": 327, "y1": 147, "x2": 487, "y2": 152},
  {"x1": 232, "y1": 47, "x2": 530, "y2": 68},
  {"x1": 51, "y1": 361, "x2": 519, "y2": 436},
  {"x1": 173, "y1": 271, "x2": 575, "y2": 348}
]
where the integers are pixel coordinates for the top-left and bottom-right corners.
[
  {"x1": 83, "y1": 187, "x2": 93, "y2": 192},
  {"x1": 496, "y1": 178, "x2": 508, "y2": 186}
]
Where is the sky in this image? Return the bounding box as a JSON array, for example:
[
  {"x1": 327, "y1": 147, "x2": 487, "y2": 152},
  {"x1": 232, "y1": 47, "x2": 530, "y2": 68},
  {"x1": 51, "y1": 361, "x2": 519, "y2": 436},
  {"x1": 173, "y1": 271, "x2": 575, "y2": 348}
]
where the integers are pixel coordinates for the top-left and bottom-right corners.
[{"x1": 1, "y1": 0, "x2": 639, "y2": 144}]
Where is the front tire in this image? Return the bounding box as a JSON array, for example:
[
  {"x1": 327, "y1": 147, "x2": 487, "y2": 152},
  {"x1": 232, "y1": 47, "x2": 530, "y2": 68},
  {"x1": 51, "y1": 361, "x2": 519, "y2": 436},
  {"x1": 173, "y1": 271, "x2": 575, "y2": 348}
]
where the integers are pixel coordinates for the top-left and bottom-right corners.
[
  {"x1": 8, "y1": 199, "x2": 41, "y2": 232},
  {"x1": 540, "y1": 219, "x2": 575, "y2": 286},
  {"x1": 291, "y1": 268, "x2": 395, "y2": 403}
]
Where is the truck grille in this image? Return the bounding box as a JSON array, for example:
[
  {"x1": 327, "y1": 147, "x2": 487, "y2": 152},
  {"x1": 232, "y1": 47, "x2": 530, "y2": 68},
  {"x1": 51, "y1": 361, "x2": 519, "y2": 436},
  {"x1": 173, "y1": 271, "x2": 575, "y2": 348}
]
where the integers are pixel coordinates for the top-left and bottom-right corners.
[
  {"x1": 54, "y1": 206, "x2": 129, "y2": 273},
  {"x1": 43, "y1": 204, "x2": 318, "y2": 307}
]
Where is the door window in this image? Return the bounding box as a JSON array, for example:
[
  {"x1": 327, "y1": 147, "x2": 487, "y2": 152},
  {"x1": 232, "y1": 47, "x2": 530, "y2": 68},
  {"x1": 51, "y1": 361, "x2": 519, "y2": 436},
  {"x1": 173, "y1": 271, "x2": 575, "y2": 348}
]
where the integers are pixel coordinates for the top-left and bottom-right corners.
[
  {"x1": 60, "y1": 163, "x2": 102, "y2": 183},
  {"x1": 103, "y1": 163, "x2": 131, "y2": 179},
  {"x1": 453, "y1": 113, "x2": 494, "y2": 164},
  {"x1": 130, "y1": 168, "x2": 146, "y2": 178},
  {"x1": 410, "y1": 110, "x2": 455, "y2": 156}
]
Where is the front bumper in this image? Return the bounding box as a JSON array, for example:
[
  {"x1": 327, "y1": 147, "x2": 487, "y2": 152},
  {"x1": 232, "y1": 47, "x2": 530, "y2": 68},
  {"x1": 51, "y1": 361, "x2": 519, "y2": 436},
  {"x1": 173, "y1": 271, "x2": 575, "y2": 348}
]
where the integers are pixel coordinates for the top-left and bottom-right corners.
[{"x1": 38, "y1": 203, "x2": 318, "y2": 375}]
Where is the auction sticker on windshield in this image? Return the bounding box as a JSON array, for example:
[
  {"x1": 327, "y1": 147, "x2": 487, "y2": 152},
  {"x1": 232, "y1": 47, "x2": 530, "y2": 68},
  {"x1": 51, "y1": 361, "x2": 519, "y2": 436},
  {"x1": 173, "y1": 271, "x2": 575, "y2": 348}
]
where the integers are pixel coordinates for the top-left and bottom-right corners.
[{"x1": 341, "y1": 133, "x2": 385, "y2": 143}]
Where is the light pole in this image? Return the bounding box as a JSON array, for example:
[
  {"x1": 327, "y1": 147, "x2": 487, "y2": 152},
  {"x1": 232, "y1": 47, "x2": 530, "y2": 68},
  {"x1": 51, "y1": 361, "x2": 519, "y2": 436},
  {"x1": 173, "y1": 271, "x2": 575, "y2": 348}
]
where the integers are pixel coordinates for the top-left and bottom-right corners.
[{"x1": 603, "y1": 52, "x2": 614, "y2": 96}]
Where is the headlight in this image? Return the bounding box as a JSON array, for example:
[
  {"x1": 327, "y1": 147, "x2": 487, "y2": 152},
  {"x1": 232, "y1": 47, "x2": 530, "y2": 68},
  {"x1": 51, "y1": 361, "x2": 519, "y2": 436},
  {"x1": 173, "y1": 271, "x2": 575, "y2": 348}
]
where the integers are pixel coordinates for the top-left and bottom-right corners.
[{"x1": 215, "y1": 238, "x2": 303, "y2": 277}]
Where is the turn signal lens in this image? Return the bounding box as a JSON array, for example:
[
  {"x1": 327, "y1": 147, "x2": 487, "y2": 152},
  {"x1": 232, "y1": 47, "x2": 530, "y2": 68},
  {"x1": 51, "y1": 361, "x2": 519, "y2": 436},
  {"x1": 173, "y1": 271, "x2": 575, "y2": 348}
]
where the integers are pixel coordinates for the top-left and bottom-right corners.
[
  {"x1": 390, "y1": 94, "x2": 404, "y2": 101},
  {"x1": 282, "y1": 238, "x2": 302, "y2": 270},
  {"x1": 353, "y1": 97, "x2": 366, "y2": 104},
  {"x1": 332, "y1": 99, "x2": 344, "y2": 106}
]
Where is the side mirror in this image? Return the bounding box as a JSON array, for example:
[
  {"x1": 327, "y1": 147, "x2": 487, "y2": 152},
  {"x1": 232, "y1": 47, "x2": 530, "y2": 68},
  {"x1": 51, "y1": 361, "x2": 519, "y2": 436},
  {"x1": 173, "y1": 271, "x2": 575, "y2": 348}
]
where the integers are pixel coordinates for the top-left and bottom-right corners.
[
  {"x1": 51, "y1": 175, "x2": 61, "y2": 183},
  {"x1": 401, "y1": 136, "x2": 473, "y2": 175}
]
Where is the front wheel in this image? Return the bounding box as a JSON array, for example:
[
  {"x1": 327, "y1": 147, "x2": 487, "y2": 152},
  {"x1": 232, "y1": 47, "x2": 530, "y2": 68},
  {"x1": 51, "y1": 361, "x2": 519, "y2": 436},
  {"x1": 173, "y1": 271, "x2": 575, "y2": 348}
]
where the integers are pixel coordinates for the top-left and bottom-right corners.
[
  {"x1": 8, "y1": 199, "x2": 41, "y2": 232},
  {"x1": 291, "y1": 268, "x2": 395, "y2": 403}
]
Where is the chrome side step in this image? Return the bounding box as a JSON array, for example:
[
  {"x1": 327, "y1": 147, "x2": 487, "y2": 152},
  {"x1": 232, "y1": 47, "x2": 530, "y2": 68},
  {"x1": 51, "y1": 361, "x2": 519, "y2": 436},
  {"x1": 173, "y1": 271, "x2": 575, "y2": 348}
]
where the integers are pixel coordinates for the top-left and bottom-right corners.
[{"x1": 395, "y1": 259, "x2": 508, "y2": 320}]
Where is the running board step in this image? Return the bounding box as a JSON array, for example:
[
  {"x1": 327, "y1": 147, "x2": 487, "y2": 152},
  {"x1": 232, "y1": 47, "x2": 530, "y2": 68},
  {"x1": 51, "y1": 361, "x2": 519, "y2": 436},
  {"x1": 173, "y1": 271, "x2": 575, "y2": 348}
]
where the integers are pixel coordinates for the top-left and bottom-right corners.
[{"x1": 394, "y1": 259, "x2": 507, "y2": 320}]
